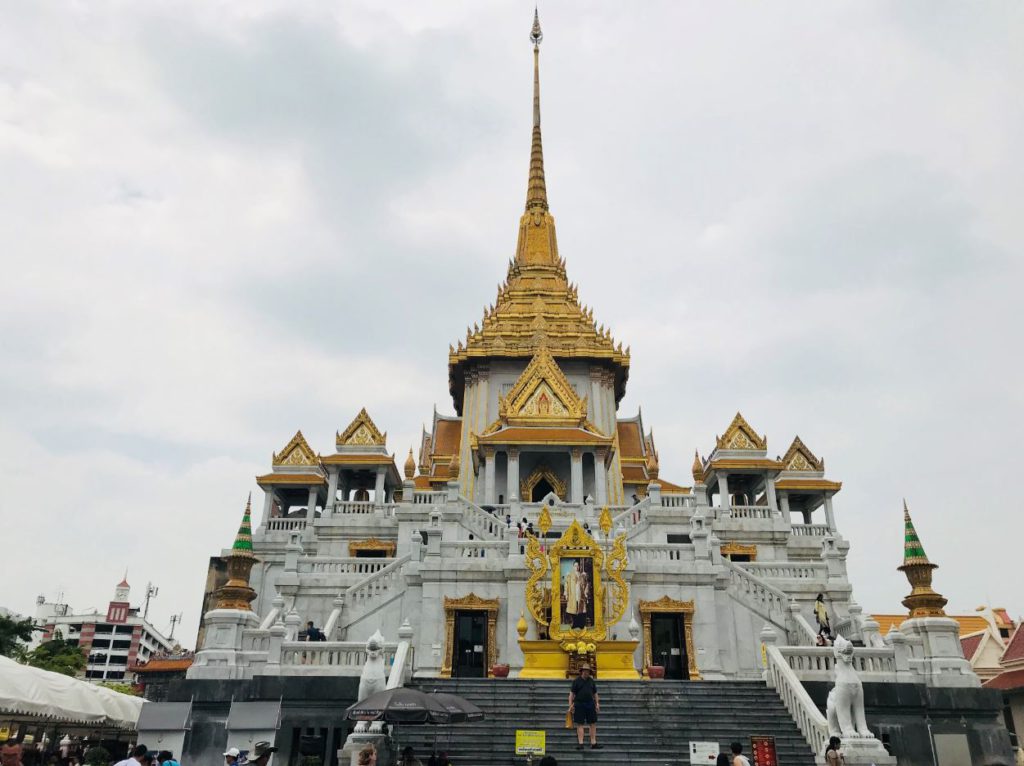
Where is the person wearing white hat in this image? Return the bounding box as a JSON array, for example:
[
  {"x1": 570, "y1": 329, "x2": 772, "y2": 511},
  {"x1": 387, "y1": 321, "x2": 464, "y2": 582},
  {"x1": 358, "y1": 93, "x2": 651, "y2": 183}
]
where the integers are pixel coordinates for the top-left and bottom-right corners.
[{"x1": 223, "y1": 747, "x2": 241, "y2": 766}]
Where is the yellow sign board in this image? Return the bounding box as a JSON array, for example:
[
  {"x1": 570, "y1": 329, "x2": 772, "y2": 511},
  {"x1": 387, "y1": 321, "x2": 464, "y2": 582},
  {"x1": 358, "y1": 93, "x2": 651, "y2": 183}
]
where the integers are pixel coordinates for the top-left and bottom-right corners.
[{"x1": 515, "y1": 730, "x2": 546, "y2": 755}]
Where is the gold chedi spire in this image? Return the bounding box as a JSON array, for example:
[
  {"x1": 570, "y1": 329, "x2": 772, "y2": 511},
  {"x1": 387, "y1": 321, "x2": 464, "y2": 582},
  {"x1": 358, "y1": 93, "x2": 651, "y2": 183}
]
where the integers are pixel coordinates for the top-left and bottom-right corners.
[
  {"x1": 447, "y1": 10, "x2": 629, "y2": 412},
  {"x1": 897, "y1": 499, "x2": 947, "y2": 618},
  {"x1": 212, "y1": 495, "x2": 259, "y2": 611},
  {"x1": 404, "y1": 447, "x2": 416, "y2": 479}
]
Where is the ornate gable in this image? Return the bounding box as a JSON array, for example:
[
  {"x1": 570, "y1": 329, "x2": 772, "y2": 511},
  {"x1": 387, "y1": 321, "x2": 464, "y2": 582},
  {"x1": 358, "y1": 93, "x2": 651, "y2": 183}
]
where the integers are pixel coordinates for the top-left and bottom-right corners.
[
  {"x1": 779, "y1": 436, "x2": 825, "y2": 472},
  {"x1": 716, "y1": 412, "x2": 767, "y2": 451},
  {"x1": 273, "y1": 430, "x2": 318, "y2": 466},
  {"x1": 495, "y1": 347, "x2": 588, "y2": 428},
  {"x1": 337, "y1": 408, "x2": 386, "y2": 447}
]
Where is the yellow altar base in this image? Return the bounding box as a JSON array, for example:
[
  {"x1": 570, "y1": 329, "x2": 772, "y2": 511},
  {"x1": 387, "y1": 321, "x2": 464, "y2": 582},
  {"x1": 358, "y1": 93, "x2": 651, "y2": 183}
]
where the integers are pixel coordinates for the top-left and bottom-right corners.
[{"x1": 518, "y1": 639, "x2": 640, "y2": 680}]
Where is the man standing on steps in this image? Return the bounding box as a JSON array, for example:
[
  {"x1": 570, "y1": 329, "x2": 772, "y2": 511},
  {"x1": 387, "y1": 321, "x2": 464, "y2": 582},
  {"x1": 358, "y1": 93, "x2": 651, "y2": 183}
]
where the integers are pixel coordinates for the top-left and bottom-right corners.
[{"x1": 568, "y1": 663, "x2": 603, "y2": 750}]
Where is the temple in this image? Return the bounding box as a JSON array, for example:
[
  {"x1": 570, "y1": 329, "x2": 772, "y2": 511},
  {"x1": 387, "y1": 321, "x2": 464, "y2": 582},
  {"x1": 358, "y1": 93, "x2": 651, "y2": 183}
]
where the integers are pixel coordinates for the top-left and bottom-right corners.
[{"x1": 175, "y1": 14, "x2": 1013, "y2": 766}]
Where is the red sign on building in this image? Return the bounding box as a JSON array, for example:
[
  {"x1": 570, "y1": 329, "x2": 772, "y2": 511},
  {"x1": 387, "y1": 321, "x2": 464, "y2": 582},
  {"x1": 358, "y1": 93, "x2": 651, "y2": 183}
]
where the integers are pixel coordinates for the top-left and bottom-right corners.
[
  {"x1": 106, "y1": 601, "x2": 130, "y2": 624},
  {"x1": 750, "y1": 735, "x2": 778, "y2": 766}
]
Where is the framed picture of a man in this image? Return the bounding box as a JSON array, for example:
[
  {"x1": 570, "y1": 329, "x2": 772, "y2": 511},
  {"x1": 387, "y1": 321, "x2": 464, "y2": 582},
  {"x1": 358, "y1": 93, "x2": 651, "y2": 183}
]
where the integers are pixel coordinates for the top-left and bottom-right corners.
[{"x1": 559, "y1": 556, "x2": 595, "y2": 630}]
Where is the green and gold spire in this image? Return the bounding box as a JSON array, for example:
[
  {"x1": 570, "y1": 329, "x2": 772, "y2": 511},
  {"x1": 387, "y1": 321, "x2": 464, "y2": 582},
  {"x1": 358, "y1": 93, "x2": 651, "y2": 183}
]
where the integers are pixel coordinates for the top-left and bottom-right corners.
[
  {"x1": 212, "y1": 495, "x2": 258, "y2": 611},
  {"x1": 232, "y1": 493, "x2": 254, "y2": 554},
  {"x1": 897, "y1": 500, "x2": 947, "y2": 618}
]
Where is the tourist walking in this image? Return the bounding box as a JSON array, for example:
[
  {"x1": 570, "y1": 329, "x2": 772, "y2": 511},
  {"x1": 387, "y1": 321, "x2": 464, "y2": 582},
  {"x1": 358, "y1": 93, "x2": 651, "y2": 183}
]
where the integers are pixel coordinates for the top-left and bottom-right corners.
[
  {"x1": 568, "y1": 663, "x2": 603, "y2": 750},
  {"x1": 824, "y1": 737, "x2": 845, "y2": 765},
  {"x1": 814, "y1": 594, "x2": 832, "y2": 640},
  {"x1": 223, "y1": 747, "x2": 241, "y2": 766},
  {"x1": 113, "y1": 745, "x2": 150, "y2": 766},
  {"x1": 156, "y1": 752, "x2": 178, "y2": 766},
  {"x1": 730, "y1": 742, "x2": 751, "y2": 766},
  {"x1": 249, "y1": 741, "x2": 278, "y2": 766}
]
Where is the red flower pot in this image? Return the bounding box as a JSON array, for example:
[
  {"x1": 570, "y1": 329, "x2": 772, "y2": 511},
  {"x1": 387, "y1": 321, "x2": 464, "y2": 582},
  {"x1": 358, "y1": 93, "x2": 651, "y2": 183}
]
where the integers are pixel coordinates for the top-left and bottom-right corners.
[
  {"x1": 647, "y1": 665, "x2": 665, "y2": 679},
  {"x1": 491, "y1": 664, "x2": 510, "y2": 678}
]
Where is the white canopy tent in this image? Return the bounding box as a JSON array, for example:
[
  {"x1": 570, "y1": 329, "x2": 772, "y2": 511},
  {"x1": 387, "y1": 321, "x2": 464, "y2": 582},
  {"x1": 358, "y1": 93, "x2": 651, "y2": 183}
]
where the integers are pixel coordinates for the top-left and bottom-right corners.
[{"x1": 0, "y1": 656, "x2": 143, "y2": 729}]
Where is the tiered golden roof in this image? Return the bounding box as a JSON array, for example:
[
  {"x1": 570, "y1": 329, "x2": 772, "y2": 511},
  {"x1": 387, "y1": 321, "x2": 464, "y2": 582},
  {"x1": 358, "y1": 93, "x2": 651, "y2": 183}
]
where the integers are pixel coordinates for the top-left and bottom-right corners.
[
  {"x1": 447, "y1": 12, "x2": 628, "y2": 412},
  {"x1": 336, "y1": 408, "x2": 386, "y2": 447},
  {"x1": 272, "y1": 430, "x2": 318, "y2": 466}
]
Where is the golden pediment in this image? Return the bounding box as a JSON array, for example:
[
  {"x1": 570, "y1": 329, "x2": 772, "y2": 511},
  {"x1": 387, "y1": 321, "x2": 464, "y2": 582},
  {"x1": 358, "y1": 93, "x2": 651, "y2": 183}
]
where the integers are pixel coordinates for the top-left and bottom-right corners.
[
  {"x1": 273, "y1": 430, "x2": 318, "y2": 466},
  {"x1": 443, "y1": 593, "x2": 500, "y2": 612},
  {"x1": 779, "y1": 436, "x2": 825, "y2": 472},
  {"x1": 337, "y1": 408, "x2": 386, "y2": 447},
  {"x1": 496, "y1": 348, "x2": 587, "y2": 428},
  {"x1": 638, "y1": 596, "x2": 696, "y2": 615},
  {"x1": 716, "y1": 412, "x2": 767, "y2": 451}
]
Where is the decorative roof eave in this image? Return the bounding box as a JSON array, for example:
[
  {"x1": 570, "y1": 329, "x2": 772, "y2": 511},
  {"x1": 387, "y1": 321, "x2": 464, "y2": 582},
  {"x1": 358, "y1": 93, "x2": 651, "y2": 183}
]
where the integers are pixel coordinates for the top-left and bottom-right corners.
[
  {"x1": 336, "y1": 408, "x2": 387, "y2": 447},
  {"x1": 778, "y1": 435, "x2": 825, "y2": 473},
  {"x1": 319, "y1": 454, "x2": 395, "y2": 467},
  {"x1": 256, "y1": 472, "x2": 327, "y2": 487},
  {"x1": 272, "y1": 430, "x2": 319, "y2": 467},
  {"x1": 476, "y1": 426, "x2": 614, "y2": 446},
  {"x1": 774, "y1": 478, "x2": 843, "y2": 493},
  {"x1": 715, "y1": 412, "x2": 768, "y2": 451},
  {"x1": 706, "y1": 458, "x2": 785, "y2": 472}
]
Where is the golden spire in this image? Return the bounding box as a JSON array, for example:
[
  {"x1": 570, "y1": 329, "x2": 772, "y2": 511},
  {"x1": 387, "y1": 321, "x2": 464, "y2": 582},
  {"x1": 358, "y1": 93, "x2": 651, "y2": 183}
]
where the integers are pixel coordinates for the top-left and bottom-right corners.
[
  {"x1": 897, "y1": 499, "x2": 947, "y2": 618},
  {"x1": 404, "y1": 447, "x2": 416, "y2": 479},
  {"x1": 212, "y1": 496, "x2": 259, "y2": 611},
  {"x1": 526, "y1": 7, "x2": 547, "y2": 211}
]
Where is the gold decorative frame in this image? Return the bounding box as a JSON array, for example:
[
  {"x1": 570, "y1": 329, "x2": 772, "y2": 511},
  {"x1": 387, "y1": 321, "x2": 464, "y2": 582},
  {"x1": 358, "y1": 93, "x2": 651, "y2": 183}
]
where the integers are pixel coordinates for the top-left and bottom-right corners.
[
  {"x1": 721, "y1": 542, "x2": 757, "y2": 561},
  {"x1": 526, "y1": 520, "x2": 629, "y2": 642},
  {"x1": 521, "y1": 464, "x2": 567, "y2": 502},
  {"x1": 441, "y1": 593, "x2": 499, "y2": 678},
  {"x1": 348, "y1": 538, "x2": 397, "y2": 557},
  {"x1": 638, "y1": 596, "x2": 701, "y2": 680}
]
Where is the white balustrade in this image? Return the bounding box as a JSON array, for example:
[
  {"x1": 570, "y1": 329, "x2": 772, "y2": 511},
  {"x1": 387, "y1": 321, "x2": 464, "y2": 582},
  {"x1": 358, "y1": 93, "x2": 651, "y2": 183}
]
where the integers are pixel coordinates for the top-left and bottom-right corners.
[
  {"x1": 265, "y1": 518, "x2": 307, "y2": 532},
  {"x1": 778, "y1": 646, "x2": 898, "y2": 682},
  {"x1": 660, "y1": 493, "x2": 693, "y2": 509},
  {"x1": 728, "y1": 505, "x2": 775, "y2": 520},
  {"x1": 790, "y1": 523, "x2": 831, "y2": 537},
  {"x1": 413, "y1": 491, "x2": 447, "y2": 505},
  {"x1": 241, "y1": 629, "x2": 271, "y2": 652},
  {"x1": 765, "y1": 644, "x2": 830, "y2": 755},
  {"x1": 441, "y1": 541, "x2": 509, "y2": 559},
  {"x1": 741, "y1": 562, "x2": 827, "y2": 580},
  {"x1": 298, "y1": 558, "x2": 390, "y2": 576},
  {"x1": 628, "y1": 543, "x2": 694, "y2": 563},
  {"x1": 612, "y1": 496, "x2": 651, "y2": 530},
  {"x1": 458, "y1": 497, "x2": 508, "y2": 540},
  {"x1": 723, "y1": 560, "x2": 789, "y2": 629},
  {"x1": 344, "y1": 554, "x2": 412, "y2": 618},
  {"x1": 279, "y1": 640, "x2": 398, "y2": 671}
]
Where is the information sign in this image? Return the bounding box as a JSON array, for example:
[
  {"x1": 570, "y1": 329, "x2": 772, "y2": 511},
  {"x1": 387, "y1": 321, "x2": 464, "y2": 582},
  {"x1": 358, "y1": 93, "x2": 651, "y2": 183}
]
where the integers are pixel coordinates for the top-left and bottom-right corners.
[
  {"x1": 515, "y1": 730, "x2": 546, "y2": 756},
  {"x1": 751, "y1": 735, "x2": 778, "y2": 766},
  {"x1": 689, "y1": 741, "x2": 720, "y2": 763}
]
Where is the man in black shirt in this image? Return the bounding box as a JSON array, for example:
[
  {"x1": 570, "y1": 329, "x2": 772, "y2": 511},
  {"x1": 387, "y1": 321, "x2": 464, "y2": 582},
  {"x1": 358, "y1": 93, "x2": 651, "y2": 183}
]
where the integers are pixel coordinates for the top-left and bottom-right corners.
[{"x1": 568, "y1": 664, "x2": 603, "y2": 750}]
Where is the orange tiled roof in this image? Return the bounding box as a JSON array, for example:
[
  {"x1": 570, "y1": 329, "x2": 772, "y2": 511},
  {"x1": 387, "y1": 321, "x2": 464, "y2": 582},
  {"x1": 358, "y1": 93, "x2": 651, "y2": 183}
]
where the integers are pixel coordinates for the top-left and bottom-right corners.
[
  {"x1": 1002, "y1": 624, "x2": 1024, "y2": 665},
  {"x1": 256, "y1": 472, "x2": 326, "y2": 486},
  {"x1": 132, "y1": 658, "x2": 194, "y2": 673},
  {"x1": 961, "y1": 633, "x2": 984, "y2": 661},
  {"x1": 984, "y1": 668, "x2": 1024, "y2": 691},
  {"x1": 433, "y1": 419, "x2": 462, "y2": 456},
  {"x1": 617, "y1": 422, "x2": 644, "y2": 458},
  {"x1": 621, "y1": 465, "x2": 647, "y2": 483},
  {"x1": 656, "y1": 478, "x2": 691, "y2": 494},
  {"x1": 873, "y1": 614, "x2": 990, "y2": 636}
]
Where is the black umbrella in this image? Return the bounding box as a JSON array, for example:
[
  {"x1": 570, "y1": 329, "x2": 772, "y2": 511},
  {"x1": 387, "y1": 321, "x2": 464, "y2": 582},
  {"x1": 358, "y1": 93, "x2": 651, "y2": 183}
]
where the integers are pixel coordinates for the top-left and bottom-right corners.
[
  {"x1": 344, "y1": 688, "x2": 452, "y2": 725},
  {"x1": 428, "y1": 692, "x2": 485, "y2": 723}
]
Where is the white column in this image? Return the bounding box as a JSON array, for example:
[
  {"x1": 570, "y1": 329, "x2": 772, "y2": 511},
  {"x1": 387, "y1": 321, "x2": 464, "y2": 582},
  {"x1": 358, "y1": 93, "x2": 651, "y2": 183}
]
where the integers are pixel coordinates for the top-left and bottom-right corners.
[
  {"x1": 780, "y1": 492, "x2": 792, "y2": 524},
  {"x1": 261, "y1": 489, "x2": 275, "y2": 526},
  {"x1": 765, "y1": 473, "x2": 778, "y2": 513},
  {"x1": 338, "y1": 474, "x2": 349, "y2": 503},
  {"x1": 594, "y1": 448, "x2": 608, "y2": 505},
  {"x1": 718, "y1": 473, "x2": 731, "y2": 511},
  {"x1": 823, "y1": 494, "x2": 837, "y2": 531},
  {"x1": 507, "y1": 447, "x2": 520, "y2": 502},
  {"x1": 570, "y1": 448, "x2": 584, "y2": 504},
  {"x1": 374, "y1": 467, "x2": 386, "y2": 506},
  {"x1": 305, "y1": 486, "x2": 319, "y2": 523},
  {"x1": 483, "y1": 447, "x2": 496, "y2": 505},
  {"x1": 326, "y1": 468, "x2": 339, "y2": 510}
]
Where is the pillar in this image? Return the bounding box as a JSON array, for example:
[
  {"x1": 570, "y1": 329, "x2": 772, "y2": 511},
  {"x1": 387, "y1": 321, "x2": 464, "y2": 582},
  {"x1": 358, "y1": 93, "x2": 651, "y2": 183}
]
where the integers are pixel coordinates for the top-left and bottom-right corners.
[
  {"x1": 483, "y1": 447, "x2": 496, "y2": 505},
  {"x1": 326, "y1": 468, "x2": 340, "y2": 511},
  {"x1": 765, "y1": 473, "x2": 778, "y2": 514},
  {"x1": 718, "y1": 473, "x2": 731, "y2": 512},
  {"x1": 570, "y1": 447, "x2": 584, "y2": 504},
  {"x1": 779, "y1": 492, "x2": 792, "y2": 524},
  {"x1": 305, "y1": 486, "x2": 319, "y2": 522},
  {"x1": 823, "y1": 494, "x2": 837, "y2": 531},
  {"x1": 261, "y1": 489, "x2": 275, "y2": 527},
  {"x1": 507, "y1": 447, "x2": 520, "y2": 503},
  {"x1": 594, "y1": 448, "x2": 608, "y2": 505},
  {"x1": 374, "y1": 466, "x2": 386, "y2": 506},
  {"x1": 338, "y1": 474, "x2": 349, "y2": 503}
]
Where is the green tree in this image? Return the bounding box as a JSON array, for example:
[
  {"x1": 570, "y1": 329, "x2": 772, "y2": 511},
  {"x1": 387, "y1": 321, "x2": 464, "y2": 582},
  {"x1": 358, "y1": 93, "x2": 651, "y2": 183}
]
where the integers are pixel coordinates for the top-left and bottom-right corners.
[
  {"x1": 99, "y1": 681, "x2": 140, "y2": 696},
  {"x1": 0, "y1": 613, "x2": 36, "y2": 657},
  {"x1": 24, "y1": 636, "x2": 86, "y2": 676}
]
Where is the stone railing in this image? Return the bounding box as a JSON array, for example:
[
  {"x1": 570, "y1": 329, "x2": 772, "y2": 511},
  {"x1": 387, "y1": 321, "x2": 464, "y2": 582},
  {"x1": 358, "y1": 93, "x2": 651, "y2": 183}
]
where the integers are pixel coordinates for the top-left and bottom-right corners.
[
  {"x1": 241, "y1": 629, "x2": 271, "y2": 653},
  {"x1": 728, "y1": 505, "x2": 775, "y2": 520},
  {"x1": 723, "y1": 559, "x2": 789, "y2": 631},
  {"x1": 279, "y1": 640, "x2": 399, "y2": 674},
  {"x1": 265, "y1": 518, "x2": 307, "y2": 532},
  {"x1": 764, "y1": 644, "x2": 830, "y2": 756},
  {"x1": 413, "y1": 491, "x2": 448, "y2": 505},
  {"x1": 344, "y1": 554, "x2": 411, "y2": 618},
  {"x1": 660, "y1": 493, "x2": 694, "y2": 509},
  {"x1": 441, "y1": 540, "x2": 510, "y2": 559},
  {"x1": 299, "y1": 558, "x2": 391, "y2": 576},
  {"x1": 326, "y1": 501, "x2": 397, "y2": 517},
  {"x1": 629, "y1": 543, "x2": 694, "y2": 563},
  {"x1": 458, "y1": 496, "x2": 508, "y2": 540},
  {"x1": 612, "y1": 496, "x2": 651, "y2": 530},
  {"x1": 790, "y1": 523, "x2": 831, "y2": 538},
  {"x1": 741, "y1": 562, "x2": 827, "y2": 580},
  {"x1": 778, "y1": 646, "x2": 898, "y2": 682}
]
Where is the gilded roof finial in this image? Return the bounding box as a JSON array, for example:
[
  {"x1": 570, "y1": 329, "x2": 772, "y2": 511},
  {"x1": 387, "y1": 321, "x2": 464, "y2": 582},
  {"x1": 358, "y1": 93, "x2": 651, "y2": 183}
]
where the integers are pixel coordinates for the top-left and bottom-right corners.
[
  {"x1": 212, "y1": 495, "x2": 258, "y2": 611},
  {"x1": 897, "y1": 499, "x2": 947, "y2": 618},
  {"x1": 526, "y1": 7, "x2": 548, "y2": 211}
]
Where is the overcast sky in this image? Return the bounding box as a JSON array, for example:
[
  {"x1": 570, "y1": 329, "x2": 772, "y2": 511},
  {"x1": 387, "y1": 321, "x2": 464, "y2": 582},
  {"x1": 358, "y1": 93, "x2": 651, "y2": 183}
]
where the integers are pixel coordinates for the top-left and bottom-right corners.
[{"x1": 2, "y1": 1, "x2": 1022, "y2": 647}]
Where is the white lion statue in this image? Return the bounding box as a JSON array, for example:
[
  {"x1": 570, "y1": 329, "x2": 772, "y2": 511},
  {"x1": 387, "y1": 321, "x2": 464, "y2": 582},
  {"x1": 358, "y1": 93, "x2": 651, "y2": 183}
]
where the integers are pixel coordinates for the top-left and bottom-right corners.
[
  {"x1": 354, "y1": 630, "x2": 388, "y2": 733},
  {"x1": 826, "y1": 634, "x2": 873, "y2": 738}
]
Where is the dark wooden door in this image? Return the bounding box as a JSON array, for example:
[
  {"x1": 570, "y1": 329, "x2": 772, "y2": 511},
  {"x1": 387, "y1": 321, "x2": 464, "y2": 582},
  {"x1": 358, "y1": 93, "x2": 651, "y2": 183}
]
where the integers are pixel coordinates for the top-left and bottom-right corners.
[
  {"x1": 453, "y1": 611, "x2": 488, "y2": 678},
  {"x1": 651, "y1": 613, "x2": 689, "y2": 680}
]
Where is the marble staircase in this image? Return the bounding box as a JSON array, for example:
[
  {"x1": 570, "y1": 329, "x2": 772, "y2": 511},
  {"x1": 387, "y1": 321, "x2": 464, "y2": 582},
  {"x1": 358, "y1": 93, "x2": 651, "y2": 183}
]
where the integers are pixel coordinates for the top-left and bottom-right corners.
[{"x1": 397, "y1": 678, "x2": 818, "y2": 766}]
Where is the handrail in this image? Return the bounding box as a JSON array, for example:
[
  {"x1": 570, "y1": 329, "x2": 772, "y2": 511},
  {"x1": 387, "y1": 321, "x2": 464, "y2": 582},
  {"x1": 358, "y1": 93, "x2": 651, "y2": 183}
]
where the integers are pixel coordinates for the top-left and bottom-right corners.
[
  {"x1": 298, "y1": 557, "x2": 391, "y2": 575},
  {"x1": 612, "y1": 496, "x2": 650, "y2": 530},
  {"x1": 342, "y1": 554, "x2": 411, "y2": 620},
  {"x1": 740, "y1": 562, "x2": 827, "y2": 580},
  {"x1": 457, "y1": 496, "x2": 508, "y2": 540},
  {"x1": 722, "y1": 559, "x2": 789, "y2": 632},
  {"x1": 792, "y1": 611, "x2": 818, "y2": 646},
  {"x1": 778, "y1": 645, "x2": 898, "y2": 681},
  {"x1": 441, "y1": 540, "x2": 509, "y2": 559},
  {"x1": 765, "y1": 644, "x2": 829, "y2": 756}
]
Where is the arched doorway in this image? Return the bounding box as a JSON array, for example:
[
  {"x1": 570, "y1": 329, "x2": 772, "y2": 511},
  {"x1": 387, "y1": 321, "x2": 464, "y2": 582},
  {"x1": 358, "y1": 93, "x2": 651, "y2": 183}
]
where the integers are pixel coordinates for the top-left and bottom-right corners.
[
  {"x1": 532, "y1": 478, "x2": 555, "y2": 502},
  {"x1": 521, "y1": 465, "x2": 566, "y2": 503}
]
